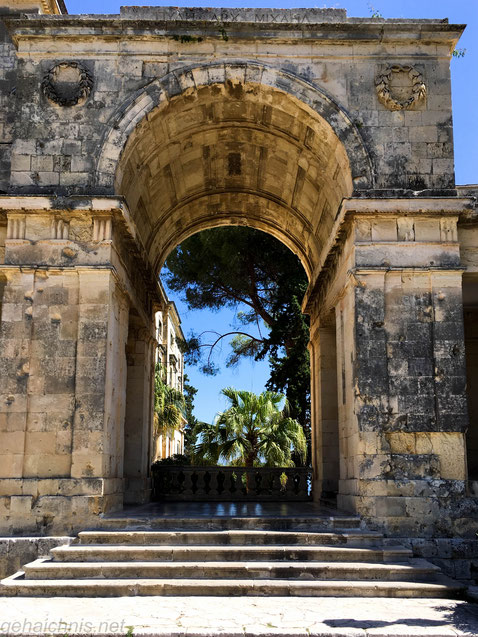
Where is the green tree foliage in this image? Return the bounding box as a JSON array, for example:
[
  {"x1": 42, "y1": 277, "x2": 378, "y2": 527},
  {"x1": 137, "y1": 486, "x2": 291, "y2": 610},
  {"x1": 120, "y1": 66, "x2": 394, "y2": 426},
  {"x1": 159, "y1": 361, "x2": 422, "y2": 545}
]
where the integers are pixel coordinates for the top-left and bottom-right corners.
[
  {"x1": 153, "y1": 364, "x2": 186, "y2": 436},
  {"x1": 193, "y1": 388, "x2": 306, "y2": 468},
  {"x1": 164, "y1": 227, "x2": 310, "y2": 441}
]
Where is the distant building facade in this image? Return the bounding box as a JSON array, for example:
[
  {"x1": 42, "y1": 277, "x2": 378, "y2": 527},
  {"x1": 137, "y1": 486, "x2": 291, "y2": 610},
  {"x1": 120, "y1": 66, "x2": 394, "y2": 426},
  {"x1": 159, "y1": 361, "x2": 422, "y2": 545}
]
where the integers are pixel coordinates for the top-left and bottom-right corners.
[{"x1": 154, "y1": 286, "x2": 186, "y2": 462}]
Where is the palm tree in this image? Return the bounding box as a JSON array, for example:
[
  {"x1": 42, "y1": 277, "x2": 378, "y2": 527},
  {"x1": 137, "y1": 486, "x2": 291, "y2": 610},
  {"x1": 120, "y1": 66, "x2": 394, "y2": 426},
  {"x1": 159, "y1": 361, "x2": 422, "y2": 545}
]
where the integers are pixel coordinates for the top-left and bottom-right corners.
[
  {"x1": 153, "y1": 365, "x2": 186, "y2": 436},
  {"x1": 194, "y1": 388, "x2": 306, "y2": 467}
]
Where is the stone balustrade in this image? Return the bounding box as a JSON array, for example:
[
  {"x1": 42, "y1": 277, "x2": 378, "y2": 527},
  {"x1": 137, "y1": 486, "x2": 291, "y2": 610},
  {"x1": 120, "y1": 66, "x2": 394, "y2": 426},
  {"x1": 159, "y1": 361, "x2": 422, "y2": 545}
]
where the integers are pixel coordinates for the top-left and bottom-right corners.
[{"x1": 152, "y1": 466, "x2": 312, "y2": 501}]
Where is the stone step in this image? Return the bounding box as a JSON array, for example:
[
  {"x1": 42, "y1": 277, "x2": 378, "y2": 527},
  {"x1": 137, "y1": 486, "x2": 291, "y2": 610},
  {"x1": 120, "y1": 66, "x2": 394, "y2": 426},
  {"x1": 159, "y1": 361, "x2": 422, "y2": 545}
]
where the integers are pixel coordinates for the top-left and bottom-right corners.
[
  {"x1": 22, "y1": 557, "x2": 439, "y2": 582},
  {"x1": 0, "y1": 516, "x2": 466, "y2": 602},
  {"x1": 51, "y1": 544, "x2": 412, "y2": 563},
  {"x1": 78, "y1": 529, "x2": 381, "y2": 546},
  {"x1": 0, "y1": 573, "x2": 464, "y2": 598},
  {"x1": 96, "y1": 515, "x2": 361, "y2": 532}
]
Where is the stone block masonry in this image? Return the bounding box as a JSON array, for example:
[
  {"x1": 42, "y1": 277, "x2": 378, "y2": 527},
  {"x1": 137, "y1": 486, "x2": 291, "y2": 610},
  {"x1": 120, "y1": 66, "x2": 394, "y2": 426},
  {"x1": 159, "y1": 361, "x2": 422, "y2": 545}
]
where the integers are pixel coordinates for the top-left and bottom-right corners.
[
  {"x1": 0, "y1": 4, "x2": 476, "y2": 584},
  {"x1": 1, "y1": 9, "x2": 462, "y2": 199},
  {"x1": 0, "y1": 198, "x2": 159, "y2": 534},
  {"x1": 306, "y1": 199, "x2": 477, "y2": 547},
  {"x1": 0, "y1": 536, "x2": 73, "y2": 579}
]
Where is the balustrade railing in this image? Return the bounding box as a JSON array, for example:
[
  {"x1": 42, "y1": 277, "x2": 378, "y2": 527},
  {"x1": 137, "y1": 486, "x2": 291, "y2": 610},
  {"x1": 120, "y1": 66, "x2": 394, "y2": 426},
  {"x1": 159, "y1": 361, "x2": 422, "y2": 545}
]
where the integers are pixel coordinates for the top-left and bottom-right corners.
[{"x1": 151, "y1": 465, "x2": 312, "y2": 501}]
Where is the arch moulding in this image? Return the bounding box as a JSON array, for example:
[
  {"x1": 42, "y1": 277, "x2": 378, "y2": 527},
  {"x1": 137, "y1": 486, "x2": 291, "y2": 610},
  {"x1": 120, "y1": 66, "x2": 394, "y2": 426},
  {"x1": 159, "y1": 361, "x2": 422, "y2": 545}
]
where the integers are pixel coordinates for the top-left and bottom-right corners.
[{"x1": 95, "y1": 61, "x2": 374, "y2": 193}]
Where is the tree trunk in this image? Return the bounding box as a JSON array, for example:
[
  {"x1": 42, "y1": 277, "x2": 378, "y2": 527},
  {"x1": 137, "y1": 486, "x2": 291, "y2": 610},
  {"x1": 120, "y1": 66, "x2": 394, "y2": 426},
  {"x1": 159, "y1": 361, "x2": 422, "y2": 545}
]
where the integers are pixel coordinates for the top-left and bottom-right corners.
[{"x1": 244, "y1": 450, "x2": 255, "y2": 493}]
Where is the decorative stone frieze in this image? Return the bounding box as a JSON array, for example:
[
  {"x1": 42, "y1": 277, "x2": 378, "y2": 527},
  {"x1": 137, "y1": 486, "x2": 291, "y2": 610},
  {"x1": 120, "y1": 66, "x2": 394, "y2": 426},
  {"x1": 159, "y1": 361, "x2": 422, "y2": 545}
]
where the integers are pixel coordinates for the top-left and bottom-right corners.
[
  {"x1": 6, "y1": 215, "x2": 26, "y2": 240},
  {"x1": 92, "y1": 216, "x2": 112, "y2": 242},
  {"x1": 52, "y1": 217, "x2": 69, "y2": 240},
  {"x1": 42, "y1": 62, "x2": 93, "y2": 107},
  {"x1": 375, "y1": 65, "x2": 426, "y2": 111}
]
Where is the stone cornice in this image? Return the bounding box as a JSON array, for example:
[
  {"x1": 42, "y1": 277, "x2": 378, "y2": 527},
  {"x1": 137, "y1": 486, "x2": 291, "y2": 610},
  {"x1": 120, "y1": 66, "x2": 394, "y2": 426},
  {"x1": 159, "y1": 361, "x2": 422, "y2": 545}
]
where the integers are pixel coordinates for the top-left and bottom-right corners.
[
  {"x1": 0, "y1": 194, "x2": 141, "y2": 250},
  {"x1": 4, "y1": 14, "x2": 465, "y2": 49},
  {"x1": 339, "y1": 197, "x2": 473, "y2": 216},
  {"x1": 0, "y1": 194, "x2": 163, "y2": 306},
  {"x1": 303, "y1": 197, "x2": 475, "y2": 314}
]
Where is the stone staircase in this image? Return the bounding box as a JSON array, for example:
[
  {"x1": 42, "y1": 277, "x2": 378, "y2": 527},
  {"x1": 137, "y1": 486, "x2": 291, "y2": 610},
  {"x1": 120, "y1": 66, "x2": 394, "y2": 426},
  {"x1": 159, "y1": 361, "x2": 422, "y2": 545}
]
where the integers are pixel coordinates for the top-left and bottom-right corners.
[{"x1": 0, "y1": 512, "x2": 465, "y2": 597}]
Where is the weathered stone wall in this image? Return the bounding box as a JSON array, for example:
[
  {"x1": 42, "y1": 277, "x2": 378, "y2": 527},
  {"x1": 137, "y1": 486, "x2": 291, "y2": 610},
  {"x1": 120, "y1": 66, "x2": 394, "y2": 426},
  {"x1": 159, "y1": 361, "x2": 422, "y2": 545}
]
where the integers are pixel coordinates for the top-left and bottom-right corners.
[
  {"x1": 309, "y1": 198, "x2": 476, "y2": 538},
  {"x1": 124, "y1": 311, "x2": 154, "y2": 505},
  {"x1": 309, "y1": 315, "x2": 339, "y2": 501},
  {"x1": 350, "y1": 267, "x2": 468, "y2": 534},
  {"x1": 463, "y1": 309, "x2": 478, "y2": 479},
  {"x1": 458, "y1": 213, "x2": 478, "y2": 482},
  {"x1": 2, "y1": 9, "x2": 462, "y2": 204},
  {"x1": 0, "y1": 536, "x2": 72, "y2": 579},
  {"x1": 0, "y1": 198, "x2": 159, "y2": 534},
  {"x1": 0, "y1": 8, "x2": 18, "y2": 193}
]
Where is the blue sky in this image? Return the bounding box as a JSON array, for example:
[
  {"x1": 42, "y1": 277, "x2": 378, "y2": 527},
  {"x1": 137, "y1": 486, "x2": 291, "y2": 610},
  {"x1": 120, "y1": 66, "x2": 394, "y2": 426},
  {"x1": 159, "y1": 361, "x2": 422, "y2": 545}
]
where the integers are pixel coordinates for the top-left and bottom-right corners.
[{"x1": 67, "y1": 0, "x2": 478, "y2": 423}]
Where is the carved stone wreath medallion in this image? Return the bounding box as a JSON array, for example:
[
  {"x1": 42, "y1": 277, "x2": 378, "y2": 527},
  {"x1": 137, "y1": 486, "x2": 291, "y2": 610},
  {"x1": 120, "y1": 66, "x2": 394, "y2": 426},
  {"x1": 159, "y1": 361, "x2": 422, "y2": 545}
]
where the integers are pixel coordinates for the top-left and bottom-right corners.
[
  {"x1": 42, "y1": 62, "x2": 93, "y2": 107},
  {"x1": 375, "y1": 65, "x2": 426, "y2": 111}
]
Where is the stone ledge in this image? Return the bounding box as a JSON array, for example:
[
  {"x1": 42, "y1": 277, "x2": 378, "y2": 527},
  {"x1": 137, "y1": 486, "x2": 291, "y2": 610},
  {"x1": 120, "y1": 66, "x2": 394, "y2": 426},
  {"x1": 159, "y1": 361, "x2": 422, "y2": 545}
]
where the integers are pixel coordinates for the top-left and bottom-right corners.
[
  {"x1": 4, "y1": 13, "x2": 465, "y2": 50},
  {"x1": 386, "y1": 537, "x2": 478, "y2": 584},
  {"x1": 0, "y1": 477, "x2": 123, "y2": 497}
]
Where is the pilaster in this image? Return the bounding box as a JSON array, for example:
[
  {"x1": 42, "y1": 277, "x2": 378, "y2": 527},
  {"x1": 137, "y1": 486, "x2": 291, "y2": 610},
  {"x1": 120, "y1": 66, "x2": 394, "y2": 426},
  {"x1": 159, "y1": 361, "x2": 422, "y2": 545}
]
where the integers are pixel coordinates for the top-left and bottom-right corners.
[
  {"x1": 0, "y1": 196, "x2": 158, "y2": 534},
  {"x1": 312, "y1": 198, "x2": 471, "y2": 536}
]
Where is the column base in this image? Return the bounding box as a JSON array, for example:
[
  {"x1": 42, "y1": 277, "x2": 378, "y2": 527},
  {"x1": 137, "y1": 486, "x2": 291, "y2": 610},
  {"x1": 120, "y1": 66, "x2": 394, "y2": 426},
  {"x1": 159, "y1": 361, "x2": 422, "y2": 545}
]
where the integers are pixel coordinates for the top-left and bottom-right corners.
[
  {"x1": 124, "y1": 477, "x2": 152, "y2": 505},
  {"x1": 0, "y1": 478, "x2": 124, "y2": 535},
  {"x1": 338, "y1": 478, "x2": 475, "y2": 537}
]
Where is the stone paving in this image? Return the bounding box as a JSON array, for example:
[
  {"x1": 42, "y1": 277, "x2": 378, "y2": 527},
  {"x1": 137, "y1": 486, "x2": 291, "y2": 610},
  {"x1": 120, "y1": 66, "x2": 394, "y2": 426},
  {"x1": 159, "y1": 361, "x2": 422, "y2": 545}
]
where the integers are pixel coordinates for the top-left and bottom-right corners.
[{"x1": 0, "y1": 596, "x2": 478, "y2": 636}]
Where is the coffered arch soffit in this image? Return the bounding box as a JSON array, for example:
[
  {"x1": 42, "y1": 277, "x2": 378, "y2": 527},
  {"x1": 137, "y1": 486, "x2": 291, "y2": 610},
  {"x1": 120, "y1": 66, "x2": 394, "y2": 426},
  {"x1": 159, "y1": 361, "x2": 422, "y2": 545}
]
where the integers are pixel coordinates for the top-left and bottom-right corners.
[{"x1": 100, "y1": 63, "x2": 374, "y2": 280}]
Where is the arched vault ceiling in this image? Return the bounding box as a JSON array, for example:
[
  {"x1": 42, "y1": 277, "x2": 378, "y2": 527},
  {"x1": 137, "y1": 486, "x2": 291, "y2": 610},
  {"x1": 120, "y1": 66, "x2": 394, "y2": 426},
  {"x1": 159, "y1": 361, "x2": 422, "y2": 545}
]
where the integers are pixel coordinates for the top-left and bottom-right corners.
[{"x1": 116, "y1": 81, "x2": 354, "y2": 280}]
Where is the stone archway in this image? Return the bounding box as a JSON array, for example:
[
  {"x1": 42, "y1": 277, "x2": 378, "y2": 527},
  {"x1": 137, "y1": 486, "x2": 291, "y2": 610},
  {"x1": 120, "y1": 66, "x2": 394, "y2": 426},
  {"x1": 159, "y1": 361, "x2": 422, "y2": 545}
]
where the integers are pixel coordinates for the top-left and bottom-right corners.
[
  {"x1": 97, "y1": 63, "x2": 373, "y2": 291},
  {"x1": 0, "y1": 12, "x2": 472, "y2": 547},
  {"x1": 105, "y1": 64, "x2": 367, "y2": 504},
  {"x1": 97, "y1": 62, "x2": 373, "y2": 197}
]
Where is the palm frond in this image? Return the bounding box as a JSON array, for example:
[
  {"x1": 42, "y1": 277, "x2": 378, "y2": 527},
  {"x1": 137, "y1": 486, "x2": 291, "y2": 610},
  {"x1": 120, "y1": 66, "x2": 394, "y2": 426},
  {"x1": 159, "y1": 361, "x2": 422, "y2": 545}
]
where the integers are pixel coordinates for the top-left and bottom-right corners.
[
  {"x1": 154, "y1": 364, "x2": 186, "y2": 435},
  {"x1": 201, "y1": 388, "x2": 307, "y2": 467}
]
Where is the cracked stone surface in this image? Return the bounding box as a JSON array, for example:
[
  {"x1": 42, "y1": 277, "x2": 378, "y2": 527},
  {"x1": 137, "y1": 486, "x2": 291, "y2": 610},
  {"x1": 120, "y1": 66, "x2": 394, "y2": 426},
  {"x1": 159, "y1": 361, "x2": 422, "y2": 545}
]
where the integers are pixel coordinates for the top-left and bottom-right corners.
[{"x1": 0, "y1": 596, "x2": 478, "y2": 636}]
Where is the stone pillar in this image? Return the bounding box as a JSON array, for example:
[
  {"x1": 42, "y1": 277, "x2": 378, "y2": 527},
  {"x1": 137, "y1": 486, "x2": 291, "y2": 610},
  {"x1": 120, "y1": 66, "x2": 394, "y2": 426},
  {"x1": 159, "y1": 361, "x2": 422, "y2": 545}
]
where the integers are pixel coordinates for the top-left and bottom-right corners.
[
  {"x1": 319, "y1": 321, "x2": 340, "y2": 500},
  {"x1": 0, "y1": 265, "x2": 129, "y2": 533},
  {"x1": 123, "y1": 312, "x2": 155, "y2": 505},
  {"x1": 458, "y1": 217, "x2": 478, "y2": 486},
  {"x1": 309, "y1": 311, "x2": 339, "y2": 502},
  {"x1": 464, "y1": 307, "x2": 478, "y2": 479},
  {"x1": 309, "y1": 328, "x2": 320, "y2": 500},
  {"x1": 334, "y1": 206, "x2": 469, "y2": 535},
  {"x1": 71, "y1": 269, "x2": 130, "y2": 492},
  {"x1": 0, "y1": 198, "x2": 158, "y2": 534}
]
